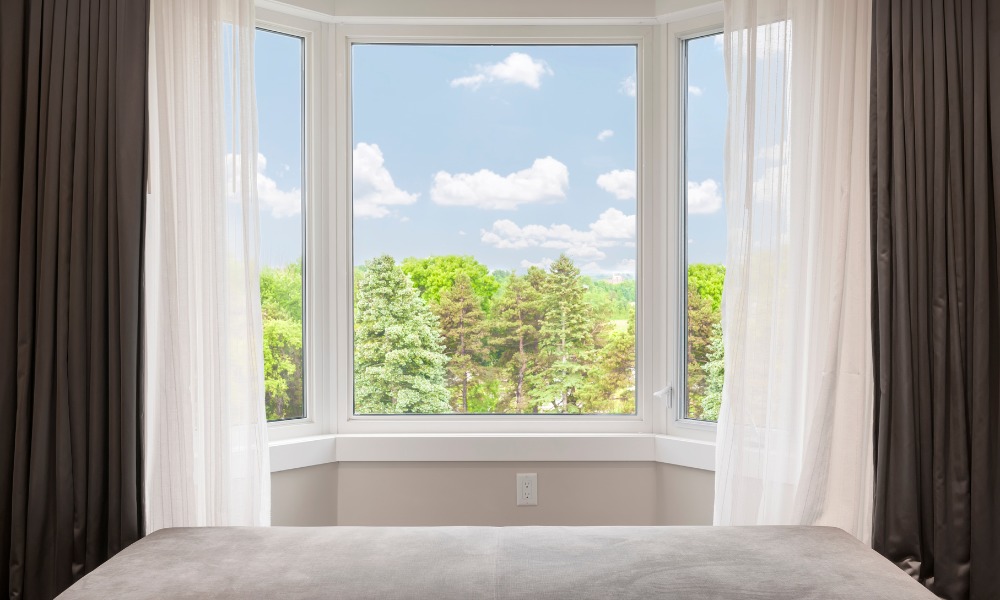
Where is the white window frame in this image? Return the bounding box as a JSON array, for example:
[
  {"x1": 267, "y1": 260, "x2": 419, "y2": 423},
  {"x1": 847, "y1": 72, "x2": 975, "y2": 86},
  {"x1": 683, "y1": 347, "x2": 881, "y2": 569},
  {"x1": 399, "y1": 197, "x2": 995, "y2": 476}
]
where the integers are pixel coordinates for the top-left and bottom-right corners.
[
  {"x1": 257, "y1": 3, "x2": 725, "y2": 465},
  {"x1": 257, "y1": 8, "x2": 330, "y2": 442},
  {"x1": 333, "y1": 23, "x2": 660, "y2": 435},
  {"x1": 664, "y1": 14, "x2": 724, "y2": 442}
]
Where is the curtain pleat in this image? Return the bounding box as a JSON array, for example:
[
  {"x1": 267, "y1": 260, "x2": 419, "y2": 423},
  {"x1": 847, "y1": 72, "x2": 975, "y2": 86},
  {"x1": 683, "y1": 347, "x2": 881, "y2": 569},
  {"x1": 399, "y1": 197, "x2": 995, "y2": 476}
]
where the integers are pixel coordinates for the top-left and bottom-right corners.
[
  {"x1": 0, "y1": 1, "x2": 149, "y2": 598},
  {"x1": 870, "y1": 1, "x2": 1000, "y2": 599}
]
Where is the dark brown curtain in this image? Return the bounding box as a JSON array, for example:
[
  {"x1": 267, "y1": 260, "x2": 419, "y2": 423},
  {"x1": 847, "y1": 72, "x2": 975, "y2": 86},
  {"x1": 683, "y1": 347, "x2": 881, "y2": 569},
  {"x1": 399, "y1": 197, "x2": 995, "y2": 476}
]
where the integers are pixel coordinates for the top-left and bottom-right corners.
[
  {"x1": 870, "y1": 1, "x2": 1000, "y2": 599},
  {"x1": 0, "y1": 1, "x2": 149, "y2": 598}
]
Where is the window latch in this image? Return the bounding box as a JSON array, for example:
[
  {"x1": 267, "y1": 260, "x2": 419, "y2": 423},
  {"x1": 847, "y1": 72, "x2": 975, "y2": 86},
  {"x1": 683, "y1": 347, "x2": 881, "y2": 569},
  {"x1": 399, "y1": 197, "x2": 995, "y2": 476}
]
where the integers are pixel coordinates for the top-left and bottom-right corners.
[{"x1": 654, "y1": 385, "x2": 674, "y2": 409}]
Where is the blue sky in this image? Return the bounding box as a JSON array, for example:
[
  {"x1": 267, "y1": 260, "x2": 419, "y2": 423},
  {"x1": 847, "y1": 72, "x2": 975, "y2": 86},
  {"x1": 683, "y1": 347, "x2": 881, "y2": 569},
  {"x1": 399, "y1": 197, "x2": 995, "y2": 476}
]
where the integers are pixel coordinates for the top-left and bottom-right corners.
[{"x1": 254, "y1": 33, "x2": 726, "y2": 275}]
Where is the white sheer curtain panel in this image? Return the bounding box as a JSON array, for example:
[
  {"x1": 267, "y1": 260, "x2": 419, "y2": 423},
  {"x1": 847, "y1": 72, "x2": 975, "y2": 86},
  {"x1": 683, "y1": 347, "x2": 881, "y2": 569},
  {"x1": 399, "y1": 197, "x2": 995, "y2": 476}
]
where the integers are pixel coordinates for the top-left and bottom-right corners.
[
  {"x1": 713, "y1": 0, "x2": 874, "y2": 542},
  {"x1": 145, "y1": 0, "x2": 270, "y2": 531}
]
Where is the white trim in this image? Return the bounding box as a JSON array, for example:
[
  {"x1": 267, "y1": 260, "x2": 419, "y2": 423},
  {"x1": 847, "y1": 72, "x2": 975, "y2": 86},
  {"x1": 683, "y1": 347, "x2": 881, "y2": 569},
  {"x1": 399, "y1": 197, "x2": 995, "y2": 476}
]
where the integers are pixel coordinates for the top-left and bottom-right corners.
[
  {"x1": 269, "y1": 433, "x2": 715, "y2": 471},
  {"x1": 332, "y1": 23, "x2": 661, "y2": 435},
  {"x1": 257, "y1": 0, "x2": 721, "y2": 26},
  {"x1": 656, "y1": 1, "x2": 724, "y2": 24},
  {"x1": 664, "y1": 11, "x2": 724, "y2": 442},
  {"x1": 257, "y1": 9, "x2": 330, "y2": 441},
  {"x1": 270, "y1": 434, "x2": 337, "y2": 471},
  {"x1": 653, "y1": 434, "x2": 715, "y2": 471}
]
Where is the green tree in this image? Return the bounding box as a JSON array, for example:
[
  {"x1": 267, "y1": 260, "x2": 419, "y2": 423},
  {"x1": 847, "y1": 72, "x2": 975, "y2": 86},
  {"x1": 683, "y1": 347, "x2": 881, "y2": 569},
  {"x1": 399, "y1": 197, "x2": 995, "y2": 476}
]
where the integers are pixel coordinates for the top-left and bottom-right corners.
[
  {"x1": 701, "y1": 321, "x2": 725, "y2": 421},
  {"x1": 434, "y1": 273, "x2": 488, "y2": 412},
  {"x1": 401, "y1": 255, "x2": 499, "y2": 310},
  {"x1": 580, "y1": 306, "x2": 635, "y2": 413},
  {"x1": 354, "y1": 255, "x2": 451, "y2": 413},
  {"x1": 687, "y1": 263, "x2": 726, "y2": 311},
  {"x1": 532, "y1": 255, "x2": 596, "y2": 413},
  {"x1": 260, "y1": 261, "x2": 303, "y2": 420},
  {"x1": 490, "y1": 272, "x2": 544, "y2": 413},
  {"x1": 686, "y1": 287, "x2": 717, "y2": 419}
]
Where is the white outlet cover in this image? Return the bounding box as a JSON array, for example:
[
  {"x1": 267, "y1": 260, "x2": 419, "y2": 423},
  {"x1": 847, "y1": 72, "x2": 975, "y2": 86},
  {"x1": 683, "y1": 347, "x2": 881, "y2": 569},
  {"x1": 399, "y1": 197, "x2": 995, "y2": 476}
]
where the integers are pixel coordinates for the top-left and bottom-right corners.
[{"x1": 516, "y1": 473, "x2": 538, "y2": 506}]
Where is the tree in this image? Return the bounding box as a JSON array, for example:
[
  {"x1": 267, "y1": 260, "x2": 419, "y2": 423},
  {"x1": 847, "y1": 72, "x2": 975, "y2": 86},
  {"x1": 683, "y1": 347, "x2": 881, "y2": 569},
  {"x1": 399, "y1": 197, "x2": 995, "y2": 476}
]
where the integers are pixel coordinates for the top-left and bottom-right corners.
[
  {"x1": 260, "y1": 261, "x2": 303, "y2": 420},
  {"x1": 686, "y1": 287, "x2": 717, "y2": 419},
  {"x1": 401, "y1": 255, "x2": 499, "y2": 310},
  {"x1": 580, "y1": 306, "x2": 635, "y2": 413},
  {"x1": 490, "y1": 272, "x2": 544, "y2": 413},
  {"x1": 687, "y1": 263, "x2": 726, "y2": 311},
  {"x1": 701, "y1": 321, "x2": 724, "y2": 421},
  {"x1": 354, "y1": 255, "x2": 451, "y2": 413},
  {"x1": 434, "y1": 273, "x2": 488, "y2": 412},
  {"x1": 532, "y1": 255, "x2": 596, "y2": 413}
]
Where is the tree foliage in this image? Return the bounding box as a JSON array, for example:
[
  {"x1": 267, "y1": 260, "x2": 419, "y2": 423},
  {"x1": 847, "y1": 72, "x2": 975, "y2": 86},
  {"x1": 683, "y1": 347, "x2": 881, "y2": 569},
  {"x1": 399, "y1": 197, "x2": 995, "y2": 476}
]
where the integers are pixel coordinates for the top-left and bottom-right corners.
[
  {"x1": 401, "y1": 255, "x2": 499, "y2": 310},
  {"x1": 686, "y1": 263, "x2": 725, "y2": 420},
  {"x1": 261, "y1": 255, "x2": 724, "y2": 420},
  {"x1": 489, "y1": 270, "x2": 545, "y2": 412},
  {"x1": 434, "y1": 273, "x2": 488, "y2": 412},
  {"x1": 354, "y1": 255, "x2": 451, "y2": 413},
  {"x1": 532, "y1": 255, "x2": 597, "y2": 413},
  {"x1": 260, "y1": 261, "x2": 304, "y2": 421}
]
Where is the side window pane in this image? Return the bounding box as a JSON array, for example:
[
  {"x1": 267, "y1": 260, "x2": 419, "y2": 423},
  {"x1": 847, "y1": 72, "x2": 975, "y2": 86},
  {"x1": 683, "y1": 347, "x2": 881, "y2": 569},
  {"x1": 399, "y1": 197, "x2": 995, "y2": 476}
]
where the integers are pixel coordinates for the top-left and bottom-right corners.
[
  {"x1": 256, "y1": 29, "x2": 305, "y2": 421},
  {"x1": 351, "y1": 45, "x2": 638, "y2": 415},
  {"x1": 685, "y1": 34, "x2": 726, "y2": 422}
]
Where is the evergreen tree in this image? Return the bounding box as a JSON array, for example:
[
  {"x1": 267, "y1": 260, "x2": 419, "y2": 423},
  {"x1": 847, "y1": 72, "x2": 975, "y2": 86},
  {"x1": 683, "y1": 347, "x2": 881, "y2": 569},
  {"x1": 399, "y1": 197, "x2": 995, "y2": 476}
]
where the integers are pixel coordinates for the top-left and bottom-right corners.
[
  {"x1": 581, "y1": 306, "x2": 636, "y2": 413},
  {"x1": 532, "y1": 255, "x2": 595, "y2": 413},
  {"x1": 354, "y1": 255, "x2": 451, "y2": 413},
  {"x1": 490, "y1": 273, "x2": 544, "y2": 413},
  {"x1": 434, "y1": 273, "x2": 487, "y2": 412}
]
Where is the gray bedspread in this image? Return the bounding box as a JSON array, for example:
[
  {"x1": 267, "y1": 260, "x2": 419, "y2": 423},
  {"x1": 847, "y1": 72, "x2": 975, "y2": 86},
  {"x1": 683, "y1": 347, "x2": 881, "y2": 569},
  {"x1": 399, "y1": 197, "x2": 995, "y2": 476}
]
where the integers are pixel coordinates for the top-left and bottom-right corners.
[{"x1": 58, "y1": 525, "x2": 935, "y2": 599}]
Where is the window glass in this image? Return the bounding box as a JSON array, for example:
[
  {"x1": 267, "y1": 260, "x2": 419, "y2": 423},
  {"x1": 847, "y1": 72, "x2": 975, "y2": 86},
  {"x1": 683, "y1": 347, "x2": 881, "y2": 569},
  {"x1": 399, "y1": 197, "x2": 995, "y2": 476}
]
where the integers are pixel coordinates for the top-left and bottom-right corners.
[
  {"x1": 684, "y1": 33, "x2": 726, "y2": 422},
  {"x1": 256, "y1": 29, "x2": 305, "y2": 421},
  {"x1": 352, "y1": 45, "x2": 638, "y2": 415}
]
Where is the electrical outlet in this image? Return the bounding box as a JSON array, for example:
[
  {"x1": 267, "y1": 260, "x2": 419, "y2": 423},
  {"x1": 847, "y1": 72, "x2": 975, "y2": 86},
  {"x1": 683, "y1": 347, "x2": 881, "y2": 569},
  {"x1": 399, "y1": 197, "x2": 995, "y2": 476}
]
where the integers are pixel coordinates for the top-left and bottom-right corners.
[{"x1": 516, "y1": 473, "x2": 537, "y2": 506}]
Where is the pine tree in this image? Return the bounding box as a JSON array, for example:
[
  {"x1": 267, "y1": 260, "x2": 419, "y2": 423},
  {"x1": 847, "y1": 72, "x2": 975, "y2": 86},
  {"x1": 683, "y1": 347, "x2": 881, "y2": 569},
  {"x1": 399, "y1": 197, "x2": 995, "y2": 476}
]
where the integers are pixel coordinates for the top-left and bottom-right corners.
[
  {"x1": 532, "y1": 255, "x2": 595, "y2": 413},
  {"x1": 490, "y1": 272, "x2": 544, "y2": 413},
  {"x1": 434, "y1": 273, "x2": 487, "y2": 412},
  {"x1": 581, "y1": 306, "x2": 635, "y2": 413},
  {"x1": 354, "y1": 255, "x2": 451, "y2": 414}
]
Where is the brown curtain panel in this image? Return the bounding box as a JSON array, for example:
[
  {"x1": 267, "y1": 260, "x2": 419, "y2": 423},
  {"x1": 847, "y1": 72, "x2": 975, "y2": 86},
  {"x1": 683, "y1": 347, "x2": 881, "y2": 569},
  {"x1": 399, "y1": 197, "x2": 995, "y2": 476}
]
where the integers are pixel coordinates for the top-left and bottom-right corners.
[
  {"x1": 0, "y1": 0, "x2": 149, "y2": 598},
  {"x1": 870, "y1": 1, "x2": 1000, "y2": 599}
]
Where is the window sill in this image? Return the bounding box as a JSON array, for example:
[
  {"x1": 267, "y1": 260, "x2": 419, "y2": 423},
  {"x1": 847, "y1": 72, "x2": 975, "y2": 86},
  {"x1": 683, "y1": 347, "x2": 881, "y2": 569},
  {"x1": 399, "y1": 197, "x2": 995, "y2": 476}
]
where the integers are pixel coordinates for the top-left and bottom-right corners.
[{"x1": 269, "y1": 433, "x2": 714, "y2": 473}]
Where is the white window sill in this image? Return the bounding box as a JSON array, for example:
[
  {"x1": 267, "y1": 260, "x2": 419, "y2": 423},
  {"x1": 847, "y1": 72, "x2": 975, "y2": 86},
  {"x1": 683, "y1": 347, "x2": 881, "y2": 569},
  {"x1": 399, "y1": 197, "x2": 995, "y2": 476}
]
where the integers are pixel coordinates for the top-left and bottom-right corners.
[{"x1": 269, "y1": 433, "x2": 715, "y2": 473}]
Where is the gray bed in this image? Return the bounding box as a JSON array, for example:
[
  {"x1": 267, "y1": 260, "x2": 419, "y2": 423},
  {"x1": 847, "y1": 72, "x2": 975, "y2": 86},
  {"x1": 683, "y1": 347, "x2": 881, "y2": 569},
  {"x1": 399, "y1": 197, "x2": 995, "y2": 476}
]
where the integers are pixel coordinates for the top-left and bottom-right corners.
[{"x1": 58, "y1": 525, "x2": 935, "y2": 599}]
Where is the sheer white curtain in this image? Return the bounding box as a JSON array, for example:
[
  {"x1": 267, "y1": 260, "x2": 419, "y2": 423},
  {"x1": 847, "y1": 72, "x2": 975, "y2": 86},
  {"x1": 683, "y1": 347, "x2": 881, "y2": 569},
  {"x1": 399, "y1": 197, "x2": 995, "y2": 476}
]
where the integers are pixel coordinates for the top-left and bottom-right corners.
[
  {"x1": 714, "y1": 0, "x2": 873, "y2": 542},
  {"x1": 145, "y1": 0, "x2": 270, "y2": 531}
]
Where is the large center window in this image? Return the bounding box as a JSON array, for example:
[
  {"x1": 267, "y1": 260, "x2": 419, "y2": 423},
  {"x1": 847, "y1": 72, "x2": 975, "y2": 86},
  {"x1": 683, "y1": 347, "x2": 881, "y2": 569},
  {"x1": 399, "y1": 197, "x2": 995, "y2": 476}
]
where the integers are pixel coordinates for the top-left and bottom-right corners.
[{"x1": 351, "y1": 44, "x2": 638, "y2": 415}]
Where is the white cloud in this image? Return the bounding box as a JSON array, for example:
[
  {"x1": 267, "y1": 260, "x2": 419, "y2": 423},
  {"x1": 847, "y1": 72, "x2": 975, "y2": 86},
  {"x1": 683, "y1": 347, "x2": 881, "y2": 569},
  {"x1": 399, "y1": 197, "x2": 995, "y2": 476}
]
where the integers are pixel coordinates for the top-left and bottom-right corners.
[
  {"x1": 226, "y1": 153, "x2": 301, "y2": 218},
  {"x1": 520, "y1": 257, "x2": 554, "y2": 270},
  {"x1": 431, "y1": 157, "x2": 569, "y2": 210},
  {"x1": 596, "y1": 169, "x2": 637, "y2": 201},
  {"x1": 688, "y1": 84, "x2": 703, "y2": 96},
  {"x1": 597, "y1": 129, "x2": 615, "y2": 142},
  {"x1": 687, "y1": 179, "x2": 723, "y2": 214},
  {"x1": 619, "y1": 74, "x2": 637, "y2": 97},
  {"x1": 481, "y1": 208, "x2": 635, "y2": 261},
  {"x1": 458, "y1": 230, "x2": 467, "y2": 236},
  {"x1": 450, "y1": 52, "x2": 553, "y2": 90},
  {"x1": 353, "y1": 143, "x2": 420, "y2": 219},
  {"x1": 580, "y1": 258, "x2": 637, "y2": 276}
]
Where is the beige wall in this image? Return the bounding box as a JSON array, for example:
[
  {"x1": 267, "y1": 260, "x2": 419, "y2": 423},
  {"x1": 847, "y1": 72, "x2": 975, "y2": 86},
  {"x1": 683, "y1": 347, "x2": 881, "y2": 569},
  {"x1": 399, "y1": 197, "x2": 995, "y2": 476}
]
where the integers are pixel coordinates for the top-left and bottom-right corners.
[
  {"x1": 271, "y1": 461, "x2": 714, "y2": 527},
  {"x1": 271, "y1": 462, "x2": 338, "y2": 526}
]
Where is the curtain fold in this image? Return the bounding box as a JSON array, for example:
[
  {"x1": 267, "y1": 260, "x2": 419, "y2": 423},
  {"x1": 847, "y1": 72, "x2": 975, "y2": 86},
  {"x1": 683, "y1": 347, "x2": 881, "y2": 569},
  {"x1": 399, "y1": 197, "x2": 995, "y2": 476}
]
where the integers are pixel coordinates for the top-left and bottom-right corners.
[
  {"x1": 144, "y1": 0, "x2": 270, "y2": 531},
  {"x1": 870, "y1": 1, "x2": 1000, "y2": 598},
  {"x1": 714, "y1": 0, "x2": 875, "y2": 542},
  {"x1": 0, "y1": 0, "x2": 149, "y2": 598}
]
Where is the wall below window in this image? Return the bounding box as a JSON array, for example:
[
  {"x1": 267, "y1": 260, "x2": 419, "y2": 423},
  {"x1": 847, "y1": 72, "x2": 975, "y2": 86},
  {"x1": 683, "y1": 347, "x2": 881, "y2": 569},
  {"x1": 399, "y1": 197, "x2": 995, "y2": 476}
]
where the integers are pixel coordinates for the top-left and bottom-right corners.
[{"x1": 271, "y1": 461, "x2": 713, "y2": 526}]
